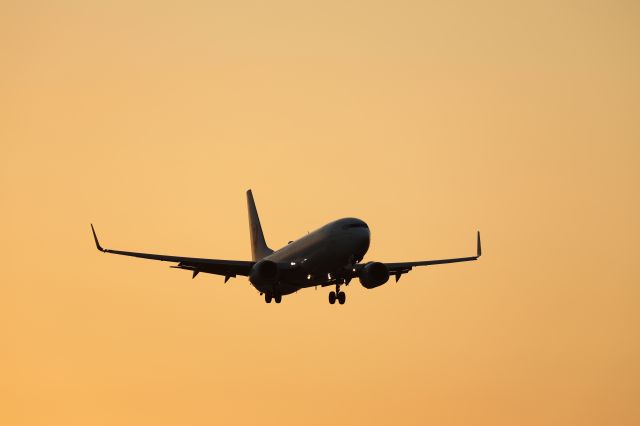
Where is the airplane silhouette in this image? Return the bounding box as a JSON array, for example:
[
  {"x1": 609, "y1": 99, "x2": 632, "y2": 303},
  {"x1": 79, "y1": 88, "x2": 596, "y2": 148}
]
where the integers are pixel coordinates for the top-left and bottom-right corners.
[{"x1": 92, "y1": 190, "x2": 481, "y2": 304}]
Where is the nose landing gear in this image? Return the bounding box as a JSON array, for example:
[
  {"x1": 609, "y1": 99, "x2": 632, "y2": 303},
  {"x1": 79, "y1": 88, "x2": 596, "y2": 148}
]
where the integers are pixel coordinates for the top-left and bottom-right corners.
[
  {"x1": 264, "y1": 293, "x2": 282, "y2": 304},
  {"x1": 329, "y1": 283, "x2": 346, "y2": 305}
]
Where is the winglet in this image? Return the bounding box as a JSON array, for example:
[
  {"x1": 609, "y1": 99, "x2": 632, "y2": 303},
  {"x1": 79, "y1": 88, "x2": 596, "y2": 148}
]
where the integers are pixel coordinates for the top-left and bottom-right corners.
[
  {"x1": 476, "y1": 231, "x2": 482, "y2": 258},
  {"x1": 91, "y1": 224, "x2": 105, "y2": 252}
]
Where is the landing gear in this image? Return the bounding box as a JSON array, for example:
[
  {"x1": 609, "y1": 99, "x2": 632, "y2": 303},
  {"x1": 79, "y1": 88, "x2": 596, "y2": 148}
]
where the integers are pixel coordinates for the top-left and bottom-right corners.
[
  {"x1": 265, "y1": 293, "x2": 282, "y2": 304},
  {"x1": 329, "y1": 283, "x2": 347, "y2": 305}
]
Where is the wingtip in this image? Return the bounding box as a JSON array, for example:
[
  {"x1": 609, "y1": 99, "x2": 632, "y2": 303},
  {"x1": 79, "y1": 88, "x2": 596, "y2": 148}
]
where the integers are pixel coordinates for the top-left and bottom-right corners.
[
  {"x1": 91, "y1": 223, "x2": 105, "y2": 252},
  {"x1": 476, "y1": 231, "x2": 482, "y2": 257}
]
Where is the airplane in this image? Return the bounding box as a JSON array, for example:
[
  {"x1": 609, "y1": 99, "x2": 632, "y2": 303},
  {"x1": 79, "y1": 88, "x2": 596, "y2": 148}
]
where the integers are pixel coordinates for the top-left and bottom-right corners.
[{"x1": 91, "y1": 190, "x2": 481, "y2": 305}]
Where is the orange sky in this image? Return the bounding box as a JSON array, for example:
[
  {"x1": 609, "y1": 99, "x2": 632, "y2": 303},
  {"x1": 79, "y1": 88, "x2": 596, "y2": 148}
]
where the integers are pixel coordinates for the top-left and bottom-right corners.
[{"x1": 2, "y1": 1, "x2": 639, "y2": 425}]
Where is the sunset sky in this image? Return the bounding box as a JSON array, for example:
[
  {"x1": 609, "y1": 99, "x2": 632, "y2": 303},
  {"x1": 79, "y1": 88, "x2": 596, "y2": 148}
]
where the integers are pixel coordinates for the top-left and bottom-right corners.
[{"x1": 2, "y1": 1, "x2": 639, "y2": 425}]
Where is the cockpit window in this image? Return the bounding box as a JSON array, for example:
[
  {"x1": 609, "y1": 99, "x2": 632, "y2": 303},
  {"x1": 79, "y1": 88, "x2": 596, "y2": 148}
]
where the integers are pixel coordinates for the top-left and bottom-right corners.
[{"x1": 345, "y1": 223, "x2": 368, "y2": 229}]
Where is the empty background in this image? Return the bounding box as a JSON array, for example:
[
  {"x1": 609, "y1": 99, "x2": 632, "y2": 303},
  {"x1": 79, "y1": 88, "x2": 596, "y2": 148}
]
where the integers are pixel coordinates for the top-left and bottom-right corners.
[{"x1": 2, "y1": 1, "x2": 639, "y2": 425}]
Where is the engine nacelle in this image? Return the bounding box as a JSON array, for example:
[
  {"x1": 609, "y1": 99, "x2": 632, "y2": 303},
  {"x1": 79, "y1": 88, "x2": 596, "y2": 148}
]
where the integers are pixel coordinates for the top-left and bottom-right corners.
[
  {"x1": 249, "y1": 260, "x2": 279, "y2": 285},
  {"x1": 359, "y1": 262, "x2": 390, "y2": 289}
]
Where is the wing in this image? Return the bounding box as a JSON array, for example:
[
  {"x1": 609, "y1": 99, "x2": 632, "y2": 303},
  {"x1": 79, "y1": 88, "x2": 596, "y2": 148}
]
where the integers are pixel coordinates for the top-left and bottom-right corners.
[
  {"x1": 361, "y1": 231, "x2": 482, "y2": 282},
  {"x1": 91, "y1": 224, "x2": 254, "y2": 281}
]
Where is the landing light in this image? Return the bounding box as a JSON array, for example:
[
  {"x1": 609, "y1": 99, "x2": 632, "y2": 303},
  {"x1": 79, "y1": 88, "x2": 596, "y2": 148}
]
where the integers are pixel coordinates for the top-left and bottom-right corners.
[
  {"x1": 307, "y1": 274, "x2": 312, "y2": 280},
  {"x1": 290, "y1": 262, "x2": 296, "y2": 266}
]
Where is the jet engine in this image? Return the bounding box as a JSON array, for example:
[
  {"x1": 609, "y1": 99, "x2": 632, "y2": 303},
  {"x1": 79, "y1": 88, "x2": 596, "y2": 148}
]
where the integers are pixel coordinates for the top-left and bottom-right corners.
[
  {"x1": 249, "y1": 260, "x2": 279, "y2": 285},
  {"x1": 359, "y1": 262, "x2": 390, "y2": 289}
]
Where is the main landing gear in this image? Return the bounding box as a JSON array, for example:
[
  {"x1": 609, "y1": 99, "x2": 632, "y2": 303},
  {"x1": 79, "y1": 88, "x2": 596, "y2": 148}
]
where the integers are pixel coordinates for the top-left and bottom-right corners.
[
  {"x1": 329, "y1": 283, "x2": 346, "y2": 305},
  {"x1": 264, "y1": 293, "x2": 281, "y2": 304}
]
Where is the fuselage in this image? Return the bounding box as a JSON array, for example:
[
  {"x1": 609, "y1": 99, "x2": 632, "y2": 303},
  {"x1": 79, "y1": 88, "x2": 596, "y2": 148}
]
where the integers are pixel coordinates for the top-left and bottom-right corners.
[{"x1": 250, "y1": 218, "x2": 370, "y2": 295}]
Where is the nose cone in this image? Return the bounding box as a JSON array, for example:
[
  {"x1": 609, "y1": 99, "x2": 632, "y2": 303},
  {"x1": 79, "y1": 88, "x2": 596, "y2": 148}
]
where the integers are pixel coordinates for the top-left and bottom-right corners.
[
  {"x1": 352, "y1": 223, "x2": 370, "y2": 261},
  {"x1": 334, "y1": 218, "x2": 371, "y2": 261},
  {"x1": 356, "y1": 227, "x2": 371, "y2": 260}
]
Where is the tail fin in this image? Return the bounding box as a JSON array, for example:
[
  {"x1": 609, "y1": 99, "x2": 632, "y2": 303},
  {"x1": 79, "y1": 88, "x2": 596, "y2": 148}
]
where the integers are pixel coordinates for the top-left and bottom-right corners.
[{"x1": 247, "y1": 190, "x2": 274, "y2": 261}]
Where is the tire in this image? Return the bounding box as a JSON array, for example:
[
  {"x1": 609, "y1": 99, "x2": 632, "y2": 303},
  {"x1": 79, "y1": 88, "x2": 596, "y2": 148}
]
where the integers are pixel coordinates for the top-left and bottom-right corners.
[
  {"x1": 274, "y1": 294, "x2": 282, "y2": 304},
  {"x1": 328, "y1": 291, "x2": 336, "y2": 304},
  {"x1": 265, "y1": 294, "x2": 272, "y2": 303},
  {"x1": 337, "y1": 291, "x2": 346, "y2": 305}
]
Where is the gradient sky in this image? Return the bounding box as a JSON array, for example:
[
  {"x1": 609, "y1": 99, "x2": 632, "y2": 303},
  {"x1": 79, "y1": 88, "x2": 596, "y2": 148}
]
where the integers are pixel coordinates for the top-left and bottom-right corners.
[{"x1": 2, "y1": 1, "x2": 639, "y2": 425}]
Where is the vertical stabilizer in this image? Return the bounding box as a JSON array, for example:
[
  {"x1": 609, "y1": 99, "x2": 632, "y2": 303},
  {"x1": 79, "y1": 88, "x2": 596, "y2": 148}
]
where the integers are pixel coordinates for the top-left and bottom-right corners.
[{"x1": 247, "y1": 190, "x2": 274, "y2": 261}]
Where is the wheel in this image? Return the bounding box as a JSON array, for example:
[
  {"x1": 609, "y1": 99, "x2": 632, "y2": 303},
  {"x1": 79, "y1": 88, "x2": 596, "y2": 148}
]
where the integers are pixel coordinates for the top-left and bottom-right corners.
[
  {"x1": 265, "y1": 294, "x2": 272, "y2": 303},
  {"x1": 274, "y1": 294, "x2": 282, "y2": 304},
  {"x1": 328, "y1": 291, "x2": 336, "y2": 304},
  {"x1": 337, "y1": 291, "x2": 346, "y2": 305}
]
